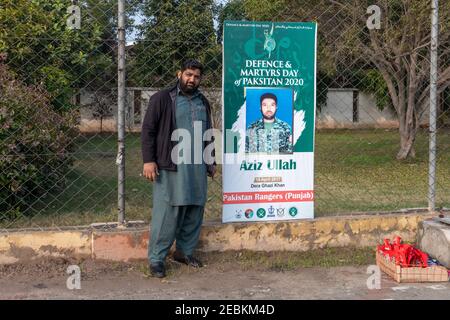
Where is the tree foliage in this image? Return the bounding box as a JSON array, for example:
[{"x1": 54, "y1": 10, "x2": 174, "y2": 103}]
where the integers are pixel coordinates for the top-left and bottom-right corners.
[
  {"x1": 329, "y1": 0, "x2": 450, "y2": 159},
  {"x1": 129, "y1": 0, "x2": 221, "y2": 87},
  {"x1": 0, "y1": 61, "x2": 77, "y2": 217},
  {"x1": 243, "y1": 0, "x2": 450, "y2": 159},
  {"x1": 0, "y1": 0, "x2": 121, "y2": 110},
  {"x1": 217, "y1": 0, "x2": 248, "y2": 43}
]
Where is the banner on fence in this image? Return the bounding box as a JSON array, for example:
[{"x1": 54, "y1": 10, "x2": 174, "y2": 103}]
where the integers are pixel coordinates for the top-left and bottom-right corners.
[{"x1": 222, "y1": 20, "x2": 317, "y2": 223}]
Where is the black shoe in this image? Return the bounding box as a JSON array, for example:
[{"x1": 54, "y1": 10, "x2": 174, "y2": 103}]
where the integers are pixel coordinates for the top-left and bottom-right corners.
[
  {"x1": 173, "y1": 251, "x2": 203, "y2": 268},
  {"x1": 149, "y1": 262, "x2": 166, "y2": 278}
]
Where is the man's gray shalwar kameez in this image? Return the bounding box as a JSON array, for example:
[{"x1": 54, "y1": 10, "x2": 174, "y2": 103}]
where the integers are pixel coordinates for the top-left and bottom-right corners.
[{"x1": 149, "y1": 88, "x2": 208, "y2": 264}]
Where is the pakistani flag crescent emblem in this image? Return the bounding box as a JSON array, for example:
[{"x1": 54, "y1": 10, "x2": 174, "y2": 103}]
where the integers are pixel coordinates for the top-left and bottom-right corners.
[{"x1": 264, "y1": 24, "x2": 276, "y2": 58}]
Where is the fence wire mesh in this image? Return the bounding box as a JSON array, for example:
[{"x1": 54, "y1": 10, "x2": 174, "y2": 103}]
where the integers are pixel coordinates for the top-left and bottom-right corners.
[{"x1": 0, "y1": 0, "x2": 449, "y2": 230}]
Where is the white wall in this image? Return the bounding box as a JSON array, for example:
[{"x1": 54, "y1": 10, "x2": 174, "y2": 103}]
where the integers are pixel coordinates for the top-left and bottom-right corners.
[{"x1": 77, "y1": 88, "x2": 405, "y2": 132}]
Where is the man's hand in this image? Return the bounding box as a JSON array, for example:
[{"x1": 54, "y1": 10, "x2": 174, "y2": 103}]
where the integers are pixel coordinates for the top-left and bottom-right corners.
[
  {"x1": 207, "y1": 164, "x2": 217, "y2": 180},
  {"x1": 143, "y1": 162, "x2": 159, "y2": 182}
]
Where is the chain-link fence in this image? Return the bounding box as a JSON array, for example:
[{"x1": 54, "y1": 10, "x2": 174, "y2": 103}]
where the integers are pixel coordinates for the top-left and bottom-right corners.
[{"x1": 0, "y1": 0, "x2": 449, "y2": 230}]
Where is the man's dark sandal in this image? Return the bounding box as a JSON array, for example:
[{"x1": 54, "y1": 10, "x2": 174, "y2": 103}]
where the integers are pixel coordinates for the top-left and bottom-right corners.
[
  {"x1": 173, "y1": 253, "x2": 203, "y2": 268},
  {"x1": 150, "y1": 262, "x2": 166, "y2": 278}
]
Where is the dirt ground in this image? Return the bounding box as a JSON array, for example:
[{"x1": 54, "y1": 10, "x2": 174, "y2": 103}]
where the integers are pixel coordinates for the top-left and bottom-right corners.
[{"x1": 0, "y1": 250, "x2": 449, "y2": 300}]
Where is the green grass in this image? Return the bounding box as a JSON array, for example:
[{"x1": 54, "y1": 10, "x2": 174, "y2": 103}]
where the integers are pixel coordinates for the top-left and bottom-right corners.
[
  {"x1": 137, "y1": 248, "x2": 377, "y2": 278},
  {"x1": 202, "y1": 247, "x2": 376, "y2": 271},
  {"x1": 314, "y1": 129, "x2": 450, "y2": 215},
  {"x1": 2, "y1": 129, "x2": 449, "y2": 228}
]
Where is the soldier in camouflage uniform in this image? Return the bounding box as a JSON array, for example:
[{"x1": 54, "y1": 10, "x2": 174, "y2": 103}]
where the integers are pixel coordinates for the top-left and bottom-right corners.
[{"x1": 246, "y1": 92, "x2": 293, "y2": 153}]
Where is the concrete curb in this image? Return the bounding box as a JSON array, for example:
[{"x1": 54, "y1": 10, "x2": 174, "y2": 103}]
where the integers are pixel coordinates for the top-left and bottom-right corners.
[
  {"x1": 0, "y1": 230, "x2": 91, "y2": 264},
  {"x1": 417, "y1": 219, "x2": 450, "y2": 268},
  {"x1": 0, "y1": 212, "x2": 437, "y2": 264}
]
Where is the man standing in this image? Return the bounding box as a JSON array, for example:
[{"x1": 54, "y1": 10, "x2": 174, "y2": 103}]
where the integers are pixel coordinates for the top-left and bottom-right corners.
[
  {"x1": 141, "y1": 59, "x2": 216, "y2": 278},
  {"x1": 245, "y1": 92, "x2": 293, "y2": 153}
]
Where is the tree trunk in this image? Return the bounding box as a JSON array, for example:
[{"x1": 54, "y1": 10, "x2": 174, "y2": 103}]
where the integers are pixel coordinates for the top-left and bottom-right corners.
[
  {"x1": 396, "y1": 106, "x2": 417, "y2": 160},
  {"x1": 397, "y1": 127, "x2": 416, "y2": 160},
  {"x1": 393, "y1": 59, "x2": 419, "y2": 161}
]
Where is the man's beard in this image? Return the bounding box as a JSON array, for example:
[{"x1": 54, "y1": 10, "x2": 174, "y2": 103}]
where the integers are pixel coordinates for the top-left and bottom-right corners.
[
  {"x1": 179, "y1": 78, "x2": 199, "y2": 94},
  {"x1": 262, "y1": 112, "x2": 275, "y2": 120}
]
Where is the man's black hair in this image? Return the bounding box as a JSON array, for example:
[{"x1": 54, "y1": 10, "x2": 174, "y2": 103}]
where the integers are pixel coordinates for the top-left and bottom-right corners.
[
  {"x1": 181, "y1": 59, "x2": 204, "y2": 74},
  {"x1": 260, "y1": 92, "x2": 277, "y2": 106}
]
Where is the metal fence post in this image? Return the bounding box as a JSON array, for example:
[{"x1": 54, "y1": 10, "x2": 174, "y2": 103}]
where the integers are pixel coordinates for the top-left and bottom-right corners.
[
  {"x1": 428, "y1": 0, "x2": 439, "y2": 213},
  {"x1": 117, "y1": 0, "x2": 126, "y2": 224}
]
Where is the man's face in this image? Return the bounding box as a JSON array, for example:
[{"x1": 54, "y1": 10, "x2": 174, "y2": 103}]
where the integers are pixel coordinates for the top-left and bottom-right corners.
[
  {"x1": 261, "y1": 98, "x2": 277, "y2": 120},
  {"x1": 178, "y1": 68, "x2": 202, "y2": 94}
]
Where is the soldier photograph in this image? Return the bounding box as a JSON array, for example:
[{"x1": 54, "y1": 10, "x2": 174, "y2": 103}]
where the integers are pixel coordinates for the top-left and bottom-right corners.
[{"x1": 245, "y1": 90, "x2": 293, "y2": 154}]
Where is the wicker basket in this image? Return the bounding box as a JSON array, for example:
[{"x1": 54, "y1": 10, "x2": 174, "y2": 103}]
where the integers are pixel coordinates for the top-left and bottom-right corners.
[{"x1": 376, "y1": 250, "x2": 449, "y2": 283}]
